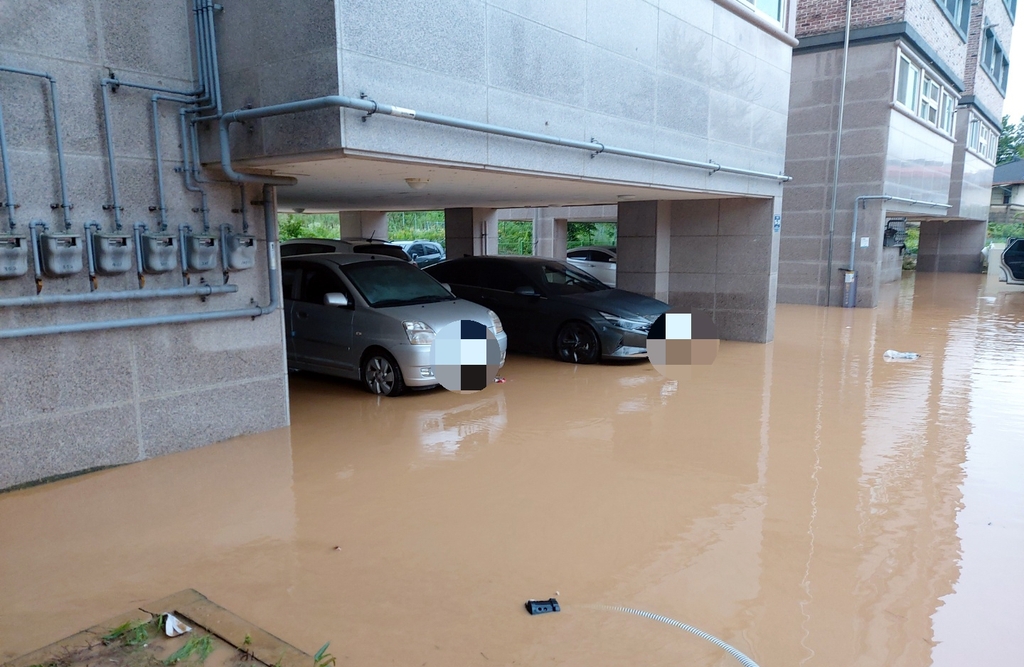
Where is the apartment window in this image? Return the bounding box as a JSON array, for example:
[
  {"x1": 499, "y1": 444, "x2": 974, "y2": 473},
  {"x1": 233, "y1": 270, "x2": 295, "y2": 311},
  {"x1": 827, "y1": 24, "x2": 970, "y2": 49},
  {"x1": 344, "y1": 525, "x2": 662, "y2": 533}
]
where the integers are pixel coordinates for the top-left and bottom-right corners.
[
  {"x1": 936, "y1": 0, "x2": 971, "y2": 36},
  {"x1": 967, "y1": 113, "x2": 999, "y2": 163},
  {"x1": 1004, "y1": 0, "x2": 1017, "y2": 23},
  {"x1": 919, "y1": 76, "x2": 940, "y2": 124},
  {"x1": 982, "y1": 28, "x2": 1011, "y2": 92},
  {"x1": 940, "y1": 90, "x2": 955, "y2": 134},
  {"x1": 745, "y1": 0, "x2": 783, "y2": 21},
  {"x1": 896, "y1": 54, "x2": 921, "y2": 108},
  {"x1": 895, "y1": 49, "x2": 958, "y2": 134}
]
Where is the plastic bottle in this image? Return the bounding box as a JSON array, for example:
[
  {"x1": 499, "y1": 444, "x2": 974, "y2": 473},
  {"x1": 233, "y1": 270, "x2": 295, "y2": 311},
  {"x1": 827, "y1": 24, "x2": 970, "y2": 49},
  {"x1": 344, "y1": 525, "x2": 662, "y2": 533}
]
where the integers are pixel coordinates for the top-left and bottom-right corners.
[{"x1": 883, "y1": 349, "x2": 920, "y2": 360}]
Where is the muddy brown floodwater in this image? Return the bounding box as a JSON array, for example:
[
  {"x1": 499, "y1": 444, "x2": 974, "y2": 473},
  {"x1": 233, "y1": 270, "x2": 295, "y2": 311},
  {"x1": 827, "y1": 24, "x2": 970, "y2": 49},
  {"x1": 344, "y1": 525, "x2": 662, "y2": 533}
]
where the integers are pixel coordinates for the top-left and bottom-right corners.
[{"x1": 2, "y1": 273, "x2": 1022, "y2": 666}]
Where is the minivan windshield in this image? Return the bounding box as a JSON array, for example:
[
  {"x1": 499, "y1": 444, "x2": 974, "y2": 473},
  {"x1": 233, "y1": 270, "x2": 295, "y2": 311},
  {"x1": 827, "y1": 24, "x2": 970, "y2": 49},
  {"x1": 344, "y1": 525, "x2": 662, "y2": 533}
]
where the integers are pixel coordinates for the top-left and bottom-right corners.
[
  {"x1": 536, "y1": 262, "x2": 610, "y2": 295},
  {"x1": 342, "y1": 261, "x2": 456, "y2": 307}
]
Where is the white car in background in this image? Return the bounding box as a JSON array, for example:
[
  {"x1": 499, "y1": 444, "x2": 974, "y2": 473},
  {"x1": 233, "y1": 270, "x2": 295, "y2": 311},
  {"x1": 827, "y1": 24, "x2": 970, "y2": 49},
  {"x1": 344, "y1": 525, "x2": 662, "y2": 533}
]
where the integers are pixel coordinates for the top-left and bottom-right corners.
[{"x1": 566, "y1": 245, "x2": 616, "y2": 287}]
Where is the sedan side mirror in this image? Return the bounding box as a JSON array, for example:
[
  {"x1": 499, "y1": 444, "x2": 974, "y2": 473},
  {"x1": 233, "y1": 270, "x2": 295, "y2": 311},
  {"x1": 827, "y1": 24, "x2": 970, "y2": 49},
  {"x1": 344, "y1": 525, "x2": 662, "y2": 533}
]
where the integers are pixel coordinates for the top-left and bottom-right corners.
[
  {"x1": 324, "y1": 292, "x2": 349, "y2": 307},
  {"x1": 514, "y1": 286, "x2": 540, "y2": 297},
  {"x1": 440, "y1": 282, "x2": 453, "y2": 293}
]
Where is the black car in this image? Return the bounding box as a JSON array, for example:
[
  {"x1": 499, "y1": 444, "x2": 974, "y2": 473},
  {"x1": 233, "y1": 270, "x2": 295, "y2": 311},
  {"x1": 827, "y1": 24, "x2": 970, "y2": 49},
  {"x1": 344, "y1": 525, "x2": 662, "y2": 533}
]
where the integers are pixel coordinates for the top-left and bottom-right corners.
[
  {"x1": 396, "y1": 240, "x2": 446, "y2": 267},
  {"x1": 1000, "y1": 238, "x2": 1024, "y2": 285},
  {"x1": 425, "y1": 256, "x2": 669, "y2": 363}
]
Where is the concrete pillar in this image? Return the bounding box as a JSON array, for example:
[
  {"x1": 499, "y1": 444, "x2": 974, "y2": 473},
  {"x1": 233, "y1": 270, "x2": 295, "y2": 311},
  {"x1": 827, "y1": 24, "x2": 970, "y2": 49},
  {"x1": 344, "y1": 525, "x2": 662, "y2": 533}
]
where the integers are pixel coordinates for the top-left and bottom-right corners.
[
  {"x1": 616, "y1": 201, "x2": 671, "y2": 303},
  {"x1": 917, "y1": 219, "x2": 986, "y2": 273},
  {"x1": 532, "y1": 211, "x2": 568, "y2": 259},
  {"x1": 444, "y1": 208, "x2": 497, "y2": 257},
  {"x1": 339, "y1": 211, "x2": 388, "y2": 240},
  {"x1": 667, "y1": 197, "x2": 779, "y2": 343}
]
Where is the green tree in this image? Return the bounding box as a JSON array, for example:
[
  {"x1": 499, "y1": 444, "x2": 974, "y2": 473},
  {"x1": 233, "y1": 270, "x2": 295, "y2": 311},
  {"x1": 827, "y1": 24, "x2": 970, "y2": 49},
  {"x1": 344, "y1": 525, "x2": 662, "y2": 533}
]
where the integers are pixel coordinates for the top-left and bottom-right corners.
[
  {"x1": 997, "y1": 115, "x2": 1024, "y2": 165},
  {"x1": 277, "y1": 213, "x2": 340, "y2": 241}
]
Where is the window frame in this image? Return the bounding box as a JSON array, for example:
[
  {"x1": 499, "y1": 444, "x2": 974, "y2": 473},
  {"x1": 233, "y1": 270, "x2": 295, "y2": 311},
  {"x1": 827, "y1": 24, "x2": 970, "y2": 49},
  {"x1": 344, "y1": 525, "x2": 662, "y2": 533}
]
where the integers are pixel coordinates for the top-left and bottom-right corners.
[
  {"x1": 896, "y1": 53, "x2": 921, "y2": 110},
  {"x1": 966, "y1": 112, "x2": 1000, "y2": 165},
  {"x1": 894, "y1": 48, "x2": 958, "y2": 136},
  {"x1": 919, "y1": 75, "x2": 941, "y2": 124},
  {"x1": 740, "y1": 0, "x2": 784, "y2": 23},
  {"x1": 1004, "y1": 0, "x2": 1017, "y2": 24},
  {"x1": 981, "y1": 28, "x2": 1011, "y2": 93},
  {"x1": 940, "y1": 90, "x2": 955, "y2": 134},
  {"x1": 934, "y1": 0, "x2": 971, "y2": 39}
]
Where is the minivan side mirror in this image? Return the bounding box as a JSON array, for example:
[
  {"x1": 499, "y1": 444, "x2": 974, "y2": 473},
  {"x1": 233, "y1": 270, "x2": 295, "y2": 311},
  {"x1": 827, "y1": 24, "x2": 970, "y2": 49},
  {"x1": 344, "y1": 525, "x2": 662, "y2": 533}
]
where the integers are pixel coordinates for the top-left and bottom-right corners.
[
  {"x1": 514, "y1": 286, "x2": 540, "y2": 297},
  {"x1": 324, "y1": 292, "x2": 349, "y2": 307}
]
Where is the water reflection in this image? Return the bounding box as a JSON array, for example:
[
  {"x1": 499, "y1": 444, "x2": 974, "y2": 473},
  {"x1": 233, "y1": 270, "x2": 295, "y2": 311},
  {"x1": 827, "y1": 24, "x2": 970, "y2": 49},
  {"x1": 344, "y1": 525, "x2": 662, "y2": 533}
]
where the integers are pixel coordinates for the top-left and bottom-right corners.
[{"x1": 0, "y1": 274, "x2": 1021, "y2": 666}]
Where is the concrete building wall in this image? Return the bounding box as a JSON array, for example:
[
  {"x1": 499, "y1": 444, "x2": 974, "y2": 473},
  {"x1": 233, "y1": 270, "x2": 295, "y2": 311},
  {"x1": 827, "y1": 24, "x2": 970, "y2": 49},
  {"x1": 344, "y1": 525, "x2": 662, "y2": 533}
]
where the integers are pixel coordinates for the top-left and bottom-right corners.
[
  {"x1": 958, "y1": 152, "x2": 996, "y2": 221},
  {"x1": 881, "y1": 246, "x2": 904, "y2": 282},
  {"x1": 904, "y1": 0, "x2": 968, "y2": 74},
  {"x1": 883, "y1": 108, "x2": 955, "y2": 202},
  {"x1": 917, "y1": 219, "x2": 987, "y2": 272},
  {"x1": 213, "y1": 0, "x2": 794, "y2": 201},
  {"x1": 794, "y1": 0, "x2": 905, "y2": 37},
  {"x1": 971, "y1": 0, "x2": 1014, "y2": 114},
  {"x1": 779, "y1": 41, "x2": 896, "y2": 306},
  {"x1": 1, "y1": 1, "x2": 290, "y2": 490}
]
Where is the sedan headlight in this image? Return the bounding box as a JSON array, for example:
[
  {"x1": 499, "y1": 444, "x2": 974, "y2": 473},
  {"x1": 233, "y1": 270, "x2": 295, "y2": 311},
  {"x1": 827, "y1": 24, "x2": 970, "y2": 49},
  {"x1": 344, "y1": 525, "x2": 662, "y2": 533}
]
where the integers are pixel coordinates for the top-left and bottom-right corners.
[
  {"x1": 487, "y1": 309, "x2": 504, "y2": 334},
  {"x1": 403, "y1": 320, "x2": 435, "y2": 345},
  {"x1": 600, "y1": 311, "x2": 650, "y2": 332}
]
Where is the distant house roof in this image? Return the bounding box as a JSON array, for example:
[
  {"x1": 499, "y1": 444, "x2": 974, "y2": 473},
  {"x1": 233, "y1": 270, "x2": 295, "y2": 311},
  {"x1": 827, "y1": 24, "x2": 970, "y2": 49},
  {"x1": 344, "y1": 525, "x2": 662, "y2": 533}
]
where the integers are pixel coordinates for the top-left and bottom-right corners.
[{"x1": 993, "y1": 159, "x2": 1024, "y2": 186}]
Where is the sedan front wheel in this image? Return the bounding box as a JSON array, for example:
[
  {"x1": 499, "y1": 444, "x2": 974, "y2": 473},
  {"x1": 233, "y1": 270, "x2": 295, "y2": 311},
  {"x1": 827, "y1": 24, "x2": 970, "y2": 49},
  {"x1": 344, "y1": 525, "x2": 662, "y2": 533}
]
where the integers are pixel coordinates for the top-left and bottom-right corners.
[
  {"x1": 362, "y1": 351, "x2": 406, "y2": 396},
  {"x1": 556, "y1": 322, "x2": 601, "y2": 364}
]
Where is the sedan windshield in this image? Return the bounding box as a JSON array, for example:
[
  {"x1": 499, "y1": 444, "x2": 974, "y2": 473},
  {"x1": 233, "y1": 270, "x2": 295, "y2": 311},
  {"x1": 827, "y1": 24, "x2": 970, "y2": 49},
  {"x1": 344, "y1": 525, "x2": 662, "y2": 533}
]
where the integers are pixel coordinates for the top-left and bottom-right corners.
[
  {"x1": 537, "y1": 262, "x2": 610, "y2": 295},
  {"x1": 342, "y1": 261, "x2": 456, "y2": 307}
]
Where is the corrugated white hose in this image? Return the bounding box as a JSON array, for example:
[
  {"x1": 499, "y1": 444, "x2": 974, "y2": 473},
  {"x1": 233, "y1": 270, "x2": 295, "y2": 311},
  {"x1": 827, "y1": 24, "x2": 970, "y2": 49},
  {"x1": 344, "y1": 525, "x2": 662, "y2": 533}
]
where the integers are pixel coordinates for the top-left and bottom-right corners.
[{"x1": 591, "y1": 605, "x2": 761, "y2": 667}]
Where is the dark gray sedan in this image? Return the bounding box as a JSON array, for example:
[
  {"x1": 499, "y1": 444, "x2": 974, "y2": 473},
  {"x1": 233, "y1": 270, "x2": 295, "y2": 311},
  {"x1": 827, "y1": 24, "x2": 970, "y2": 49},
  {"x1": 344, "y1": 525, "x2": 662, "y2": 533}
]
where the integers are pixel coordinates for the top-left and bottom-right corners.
[{"x1": 425, "y1": 256, "x2": 668, "y2": 364}]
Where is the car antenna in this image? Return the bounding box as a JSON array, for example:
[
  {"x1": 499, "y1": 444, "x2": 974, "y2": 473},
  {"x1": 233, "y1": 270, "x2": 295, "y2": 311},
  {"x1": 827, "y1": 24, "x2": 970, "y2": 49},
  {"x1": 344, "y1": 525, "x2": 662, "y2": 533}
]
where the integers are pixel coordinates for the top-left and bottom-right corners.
[{"x1": 368, "y1": 230, "x2": 376, "y2": 242}]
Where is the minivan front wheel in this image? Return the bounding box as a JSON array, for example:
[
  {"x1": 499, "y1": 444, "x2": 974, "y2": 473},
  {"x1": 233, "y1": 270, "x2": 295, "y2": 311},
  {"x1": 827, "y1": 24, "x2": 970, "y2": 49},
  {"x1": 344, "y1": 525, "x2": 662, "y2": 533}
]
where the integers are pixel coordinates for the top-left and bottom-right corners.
[
  {"x1": 556, "y1": 322, "x2": 601, "y2": 364},
  {"x1": 362, "y1": 351, "x2": 406, "y2": 396}
]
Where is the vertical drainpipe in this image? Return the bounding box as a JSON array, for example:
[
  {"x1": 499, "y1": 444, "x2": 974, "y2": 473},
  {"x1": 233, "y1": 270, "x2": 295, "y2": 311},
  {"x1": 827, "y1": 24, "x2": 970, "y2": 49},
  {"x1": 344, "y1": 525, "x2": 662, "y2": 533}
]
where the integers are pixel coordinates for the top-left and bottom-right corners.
[
  {"x1": 825, "y1": 0, "x2": 853, "y2": 306},
  {"x1": 0, "y1": 99, "x2": 16, "y2": 231},
  {"x1": 100, "y1": 81, "x2": 124, "y2": 231}
]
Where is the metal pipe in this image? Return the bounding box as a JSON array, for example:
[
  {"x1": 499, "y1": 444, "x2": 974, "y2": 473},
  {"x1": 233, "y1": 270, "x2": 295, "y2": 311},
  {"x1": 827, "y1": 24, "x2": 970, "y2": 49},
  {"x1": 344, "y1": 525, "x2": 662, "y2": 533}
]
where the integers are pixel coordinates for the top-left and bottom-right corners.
[
  {"x1": 47, "y1": 76, "x2": 72, "y2": 230},
  {"x1": 28, "y1": 220, "x2": 46, "y2": 293},
  {"x1": 84, "y1": 221, "x2": 100, "y2": 291},
  {"x1": 0, "y1": 283, "x2": 237, "y2": 308},
  {"x1": 237, "y1": 183, "x2": 248, "y2": 232},
  {"x1": 179, "y1": 110, "x2": 210, "y2": 232},
  {"x1": 0, "y1": 67, "x2": 72, "y2": 230},
  {"x1": 219, "y1": 223, "x2": 231, "y2": 283},
  {"x1": 825, "y1": 0, "x2": 853, "y2": 307},
  {"x1": 203, "y1": 0, "x2": 223, "y2": 115},
  {"x1": 0, "y1": 185, "x2": 280, "y2": 339},
  {"x1": 0, "y1": 95, "x2": 16, "y2": 231},
  {"x1": 217, "y1": 95, "x2": 794, "y2": 186},
  {"x1": 150, "y1": 94, "x2": 196, "y2": 231},
  {"x1": 848, "y1": 195, "x2": 951, "y2": 270},
  {"x1": 104, "y1": 78, "x2": 202, "y2": 98},
  {"x1": 179, "y1": 223, "x2": 192, "y2": 285},
  {"x1": 133, "y1": 221, "x2": 147, "y2": 287},
  {"x1": 190, "y1": 0, "x2": 219, "y2": 114},
  {"x1": 100, "y1": 80, "x2": 124, "y2": 230}
]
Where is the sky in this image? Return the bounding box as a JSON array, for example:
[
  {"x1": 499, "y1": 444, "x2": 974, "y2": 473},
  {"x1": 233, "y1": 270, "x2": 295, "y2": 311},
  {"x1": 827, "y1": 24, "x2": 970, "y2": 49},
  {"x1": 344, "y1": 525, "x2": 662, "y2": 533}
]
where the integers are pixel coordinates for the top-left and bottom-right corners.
[{"x1": 1002, "y1": 31, "x2": 1024, "y2": 123}]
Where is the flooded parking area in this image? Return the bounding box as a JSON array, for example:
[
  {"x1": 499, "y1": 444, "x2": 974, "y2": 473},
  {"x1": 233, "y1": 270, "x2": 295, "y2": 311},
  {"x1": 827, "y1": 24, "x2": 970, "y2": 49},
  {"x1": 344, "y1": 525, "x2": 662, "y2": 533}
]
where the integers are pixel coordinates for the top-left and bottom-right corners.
[{"x1": 2, "y1": 273, "x2": 1022, "y2": 666}]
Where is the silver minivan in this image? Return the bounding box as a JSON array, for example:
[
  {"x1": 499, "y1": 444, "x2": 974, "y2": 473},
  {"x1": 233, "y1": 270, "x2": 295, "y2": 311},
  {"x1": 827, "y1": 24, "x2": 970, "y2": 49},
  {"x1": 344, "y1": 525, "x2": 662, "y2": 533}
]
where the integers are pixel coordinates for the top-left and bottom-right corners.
[{"x1": 282, "y1": 254, "x2": 507, "y2": 396}]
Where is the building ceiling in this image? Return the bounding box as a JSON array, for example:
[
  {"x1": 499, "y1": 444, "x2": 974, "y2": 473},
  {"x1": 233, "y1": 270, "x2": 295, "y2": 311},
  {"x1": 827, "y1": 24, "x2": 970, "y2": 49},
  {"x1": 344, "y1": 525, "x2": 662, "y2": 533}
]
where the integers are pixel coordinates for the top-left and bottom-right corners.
[{"x1": 242, "y1": 154, "x2": 731, "y2": 213}]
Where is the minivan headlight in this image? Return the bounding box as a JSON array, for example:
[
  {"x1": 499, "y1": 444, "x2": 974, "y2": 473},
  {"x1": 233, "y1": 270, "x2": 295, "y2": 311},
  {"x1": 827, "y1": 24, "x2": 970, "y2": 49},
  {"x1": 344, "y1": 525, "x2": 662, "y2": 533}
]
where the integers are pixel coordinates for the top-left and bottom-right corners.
[
  {"x1": 403, "y1": 320, "x2": 435, "y2": 345},
  {"x1": 600, "y1": 311, "x2": 650, "y2": 332},
  {"x1": 487, "y1": 309, "x2": 504, "y2": 334}
]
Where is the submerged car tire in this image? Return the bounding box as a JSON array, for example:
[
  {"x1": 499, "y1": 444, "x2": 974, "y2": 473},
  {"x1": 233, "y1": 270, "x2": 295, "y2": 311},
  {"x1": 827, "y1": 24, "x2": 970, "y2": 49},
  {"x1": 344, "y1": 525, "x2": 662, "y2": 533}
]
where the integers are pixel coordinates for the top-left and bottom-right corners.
[
  {"x1": 361, "y1": 350, "x2": 406, "y2": 397},
  {"x1": 555, "y1": 321, "x2": 601, "y2": 364}
]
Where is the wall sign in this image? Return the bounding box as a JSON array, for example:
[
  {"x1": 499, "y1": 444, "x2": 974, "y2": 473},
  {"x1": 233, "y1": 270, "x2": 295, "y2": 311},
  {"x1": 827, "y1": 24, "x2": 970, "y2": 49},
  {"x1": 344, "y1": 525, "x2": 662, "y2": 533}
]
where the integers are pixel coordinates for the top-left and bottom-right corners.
[{"x1": 773, "y1": 214, "x2": 781, "y2": 232}]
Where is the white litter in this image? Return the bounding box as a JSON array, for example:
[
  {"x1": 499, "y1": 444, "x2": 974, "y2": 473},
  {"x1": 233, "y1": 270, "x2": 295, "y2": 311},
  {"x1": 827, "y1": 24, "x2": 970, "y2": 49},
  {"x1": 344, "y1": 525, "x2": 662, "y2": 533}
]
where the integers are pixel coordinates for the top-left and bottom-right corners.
[
  {"x1": 883, "y1": 350, "x2": 920, "y2": 361},
  {"x1": 164, "y1": 613, "x2": 192, "y2": 637}
]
